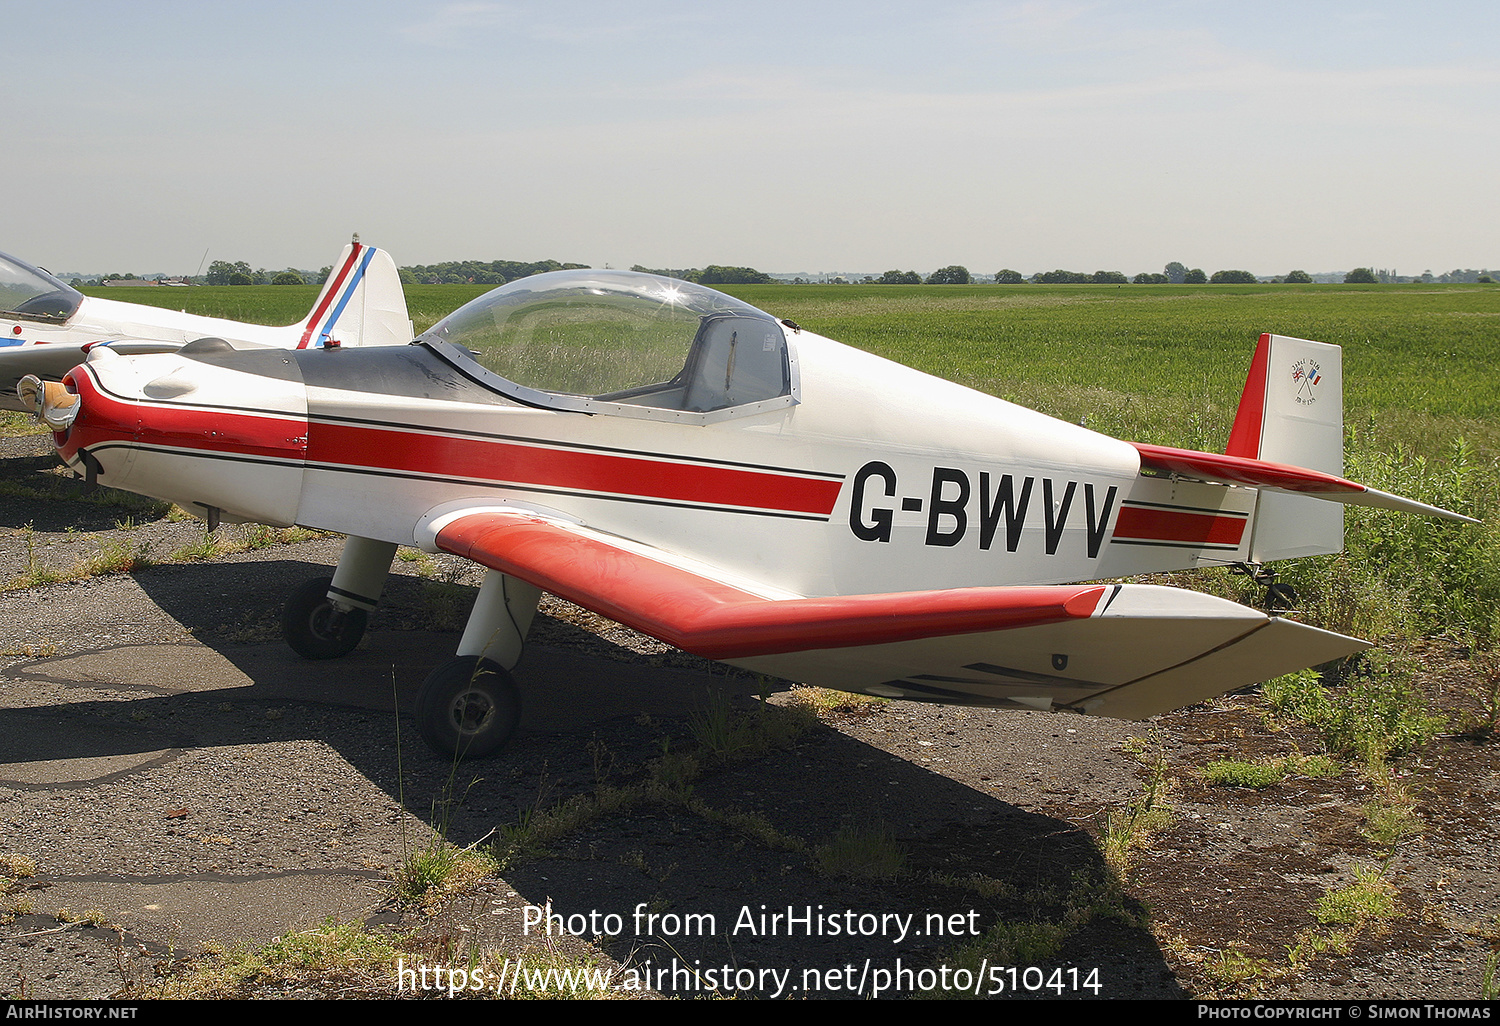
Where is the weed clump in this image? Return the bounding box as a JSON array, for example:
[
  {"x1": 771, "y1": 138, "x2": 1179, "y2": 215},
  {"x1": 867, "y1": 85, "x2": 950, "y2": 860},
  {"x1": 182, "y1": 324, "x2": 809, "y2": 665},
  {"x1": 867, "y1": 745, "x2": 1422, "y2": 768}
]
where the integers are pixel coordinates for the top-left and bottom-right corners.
[
  {"x1": 1203, "y1": 760, "x2": 1285, "y2": 789},
  {"x1": 1313, "y1": 865, "x2": 1399, "y2": 927},
  {"x1": 1262, "y1": 663, "x2": 1447, "y2": 765},
  {"x1": 688, "y1": 689, "x2": 818, "y2": 762},
  {"x1": 0, "y1": 853, "x2": 36, "y2": 880},
  {"x1": 394, "y1": 838, "x2": 498, "y2": 909},
  {"x1": 419, "y1": 581, "x2": 471, "y2": 632},
  {"x1": 1202, "y1": 754, "x2": 1342, "y2": 789},
  {"x1": 785, "y1": 685, "x2": 889, "y2": 719},
  {"x1": 1104, "y1": 732, "x2": 1173, "y2": 877},
  {"x1": 814, "y1": 821, "x2": 906, "y2": 881},
  {"x1": 120, "y1": 919, "x2": 404, "y2": 999},
  {"x1": 1360, "y1": 783, "x2": 1423, "y2": 848},
  {"x1": 81, "y1": 538, "x2": 152, "y2": 576}
]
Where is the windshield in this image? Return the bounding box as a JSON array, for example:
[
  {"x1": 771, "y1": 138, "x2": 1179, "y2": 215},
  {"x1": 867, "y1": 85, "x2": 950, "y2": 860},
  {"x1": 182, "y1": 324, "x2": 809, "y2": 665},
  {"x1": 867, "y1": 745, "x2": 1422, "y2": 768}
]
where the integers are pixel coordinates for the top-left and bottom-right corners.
[
  {"x1": 0, "y1": 251, "x2": 83, "y2": 323},
  {"x1": 419, "y1": 270, "x2": 791, "y2": 416}
]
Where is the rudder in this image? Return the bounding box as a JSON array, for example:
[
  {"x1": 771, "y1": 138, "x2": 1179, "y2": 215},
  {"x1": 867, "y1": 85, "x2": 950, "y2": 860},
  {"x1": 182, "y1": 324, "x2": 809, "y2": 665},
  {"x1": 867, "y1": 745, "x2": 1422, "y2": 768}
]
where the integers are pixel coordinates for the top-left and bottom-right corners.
[{"x1": 1228, "y1": 333, "x2": 1345, "y2": 561}]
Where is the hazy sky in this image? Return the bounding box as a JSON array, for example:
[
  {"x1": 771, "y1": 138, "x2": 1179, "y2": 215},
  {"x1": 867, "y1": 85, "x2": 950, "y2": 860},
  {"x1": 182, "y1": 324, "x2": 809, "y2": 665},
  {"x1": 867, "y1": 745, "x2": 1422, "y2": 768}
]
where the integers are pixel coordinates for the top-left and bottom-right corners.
[{"x1": 8, "y1": 1, "x2": 1498, "y2": 277}]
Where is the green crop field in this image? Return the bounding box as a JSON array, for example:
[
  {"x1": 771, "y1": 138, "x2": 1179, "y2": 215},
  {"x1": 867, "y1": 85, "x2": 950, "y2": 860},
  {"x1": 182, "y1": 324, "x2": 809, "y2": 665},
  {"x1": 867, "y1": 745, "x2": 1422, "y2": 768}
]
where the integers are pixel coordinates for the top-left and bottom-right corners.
[
  {"x1": 82, "y1": 281, "x2": 1500, "y2": 437},
  {"x1": 85, "y1": 280, "x2": 1500, "y2": 646},
  {"x1": 722, "y1": 283, "x2": 1500, "y2": 448}
]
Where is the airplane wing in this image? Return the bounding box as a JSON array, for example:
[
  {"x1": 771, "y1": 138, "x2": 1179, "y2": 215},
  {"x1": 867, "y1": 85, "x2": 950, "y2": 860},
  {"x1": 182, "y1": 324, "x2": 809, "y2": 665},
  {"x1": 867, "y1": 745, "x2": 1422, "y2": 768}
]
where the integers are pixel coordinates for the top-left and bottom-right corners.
[
  {"x1": 0, "y1": 340, "x2": 190, "y2": 411},
  {"x1": 429, "y1": 507, "x2": 1367, "y2": 720}
]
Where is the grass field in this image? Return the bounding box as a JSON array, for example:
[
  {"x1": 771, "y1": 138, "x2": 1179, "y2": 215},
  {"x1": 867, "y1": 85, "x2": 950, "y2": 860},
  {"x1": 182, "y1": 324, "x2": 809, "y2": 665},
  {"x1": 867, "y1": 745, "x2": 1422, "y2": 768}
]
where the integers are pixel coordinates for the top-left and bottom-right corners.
[
  {"x1": 83, "y1": 280, "x2": 1500, "y2": 645},
  {"x1": 84, "y1": 280, "x2": 1500, "y2": 439}
]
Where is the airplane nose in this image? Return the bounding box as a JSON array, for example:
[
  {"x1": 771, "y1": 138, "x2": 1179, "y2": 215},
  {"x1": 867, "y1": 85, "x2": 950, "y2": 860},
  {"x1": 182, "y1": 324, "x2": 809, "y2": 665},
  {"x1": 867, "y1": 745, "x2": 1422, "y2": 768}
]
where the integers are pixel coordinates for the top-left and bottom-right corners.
[
  {"x1": 30, "y1": 364, "x2": 149, "y2": 475},
  {"x1": 16, "y1": 374, "x2": 81, "y2": 431},
  {"x1": 35, "y1": 355, "x2": 310, "y2": 526}
]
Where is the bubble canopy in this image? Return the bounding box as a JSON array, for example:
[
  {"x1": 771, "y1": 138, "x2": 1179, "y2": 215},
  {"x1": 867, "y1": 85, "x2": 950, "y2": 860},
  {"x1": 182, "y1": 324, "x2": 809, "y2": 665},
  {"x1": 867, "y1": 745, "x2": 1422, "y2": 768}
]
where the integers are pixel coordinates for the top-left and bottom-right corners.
[
  {"x1": 0, "y1": 251, "x2": 83, "y2": 323},
  {"x1": 418, "y1": 270, "x2": 797, "y2": 422}
]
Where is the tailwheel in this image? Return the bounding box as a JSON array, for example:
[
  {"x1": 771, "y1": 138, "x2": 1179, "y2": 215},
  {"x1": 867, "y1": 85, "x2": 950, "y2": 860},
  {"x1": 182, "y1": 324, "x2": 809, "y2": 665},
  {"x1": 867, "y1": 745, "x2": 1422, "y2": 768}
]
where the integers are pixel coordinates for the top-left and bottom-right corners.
[
  {"x1": 1264, "y1": 581, "x2": 1298, "y2": 612},
  {"x1": 1232, "y1": 562, "x2": 1299, "y2": 614},
  {"x1": 281, "y1": 576, "x2": 368, "y2": 660},
  {"x1": 416, "y1": 656, "x2": 521, "y2": 760}
]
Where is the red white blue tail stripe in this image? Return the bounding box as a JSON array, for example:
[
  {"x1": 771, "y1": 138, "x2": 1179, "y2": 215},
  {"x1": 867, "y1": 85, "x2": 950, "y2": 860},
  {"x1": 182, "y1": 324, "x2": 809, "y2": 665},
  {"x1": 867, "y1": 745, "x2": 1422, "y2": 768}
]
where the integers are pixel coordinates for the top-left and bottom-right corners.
[{"x1": 297, "y1": 244, "x2": 376, "y2": 349}]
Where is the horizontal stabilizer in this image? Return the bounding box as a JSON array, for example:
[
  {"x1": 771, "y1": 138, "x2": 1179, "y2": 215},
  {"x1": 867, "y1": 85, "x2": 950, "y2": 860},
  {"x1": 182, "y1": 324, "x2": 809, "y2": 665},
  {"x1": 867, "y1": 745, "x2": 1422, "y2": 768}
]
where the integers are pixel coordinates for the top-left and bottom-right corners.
[
  {"x1": 428, "y1": 507, "x2": 1367, "y2": 720},
  {"x1": 1133, "y1": 442, "x2": 1477, "y2": 524},
  {"x1": 0, "y1": 340, "x2": 180, "y2": 393}
]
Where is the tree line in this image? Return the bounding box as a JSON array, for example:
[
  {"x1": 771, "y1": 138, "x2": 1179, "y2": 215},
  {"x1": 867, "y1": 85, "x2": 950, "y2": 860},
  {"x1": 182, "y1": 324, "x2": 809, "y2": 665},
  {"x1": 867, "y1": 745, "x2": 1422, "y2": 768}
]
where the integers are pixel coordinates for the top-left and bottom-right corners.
[
  {"x1": 75, "y1": 258, "x2": 1497, "y2": 289},
  {"x1": 843, "y1": 263, "x2": 1494, "y2": 285},
  {"x1": 205, "y1": 260, "x2": 777, "y2": 287},
  {"x1": 167, "y1": 259, "x2": 772, "y2": 287},
  {"x1": 862, "y1": 264, "x2": 1311, "y2": 285},
  {"x1": 628, "y1": 265, "x2": 775, "y2": 284}
]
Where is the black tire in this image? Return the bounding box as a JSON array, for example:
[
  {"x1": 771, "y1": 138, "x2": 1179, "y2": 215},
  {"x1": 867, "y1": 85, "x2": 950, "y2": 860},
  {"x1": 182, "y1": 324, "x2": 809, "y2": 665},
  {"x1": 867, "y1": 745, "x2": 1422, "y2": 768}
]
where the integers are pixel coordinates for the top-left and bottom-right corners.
[
  {"x1": 415, "y1": 656, "x2": 521, "y2": 760},
  {"x1": 1265, "y1": 582, "x2": 1298, "y2": 611},
  {"x1": 281, "y1": 576, "x2": 368, "y2": 660}
]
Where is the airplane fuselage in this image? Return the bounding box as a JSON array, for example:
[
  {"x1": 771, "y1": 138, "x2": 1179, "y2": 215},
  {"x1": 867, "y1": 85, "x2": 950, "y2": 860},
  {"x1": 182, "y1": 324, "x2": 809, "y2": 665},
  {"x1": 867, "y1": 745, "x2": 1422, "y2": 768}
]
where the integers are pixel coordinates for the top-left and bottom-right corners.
[{"x1": 56, "y1": 331, "x2": 1256, "y2": 601}]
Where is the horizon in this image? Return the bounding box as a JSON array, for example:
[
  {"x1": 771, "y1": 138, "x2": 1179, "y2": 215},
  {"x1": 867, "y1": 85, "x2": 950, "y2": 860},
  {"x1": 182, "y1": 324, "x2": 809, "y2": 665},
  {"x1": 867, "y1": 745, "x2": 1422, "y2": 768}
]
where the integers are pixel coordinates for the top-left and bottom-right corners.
[{"x1": 57, "y1": 259, "x2": 1494, "y2": 284}]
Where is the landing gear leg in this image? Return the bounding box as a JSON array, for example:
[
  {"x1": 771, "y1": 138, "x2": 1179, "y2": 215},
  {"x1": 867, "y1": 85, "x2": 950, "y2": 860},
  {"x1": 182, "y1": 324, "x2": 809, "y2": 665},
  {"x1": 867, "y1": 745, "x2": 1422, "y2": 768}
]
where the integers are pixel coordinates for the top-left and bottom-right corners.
[
  {"x1": 1232, "y1": 561, "x2": 1299, "y2": 613},
  {"x1": 455, "y1": 569, "x2": 542, "y2": 671},
  {"x1": 282, "y1": 536, "x2": 397, "y2": 659},
  {"x1": 416, "y1": 570, "x2": 541, "y2": 759}
]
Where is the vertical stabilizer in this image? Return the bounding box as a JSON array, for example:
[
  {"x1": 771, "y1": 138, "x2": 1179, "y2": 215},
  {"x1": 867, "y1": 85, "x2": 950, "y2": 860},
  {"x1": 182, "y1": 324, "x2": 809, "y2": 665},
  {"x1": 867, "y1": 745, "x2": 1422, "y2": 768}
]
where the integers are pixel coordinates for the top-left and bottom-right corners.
[
  {"x1": 296, "y1": 243, "x2": 412, "y2": 349},
  {"x1": 1228, "y1": 334, "x2": 1345, "y2": 561}
]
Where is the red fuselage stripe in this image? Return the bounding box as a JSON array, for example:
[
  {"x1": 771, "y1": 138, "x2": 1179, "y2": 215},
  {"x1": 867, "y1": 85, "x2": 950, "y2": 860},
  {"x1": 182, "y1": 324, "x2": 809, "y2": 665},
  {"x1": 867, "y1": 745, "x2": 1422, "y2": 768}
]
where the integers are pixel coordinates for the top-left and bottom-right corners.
[
  {"x1": 1113, "y1": 506, "x2": 1247, "y2": 546},
  {"x1": 63, "y1": 371, "x2": 842, "y2": 516},
  {"x1": 305, "y1": 421, "x2": 842, "y2": 514}
]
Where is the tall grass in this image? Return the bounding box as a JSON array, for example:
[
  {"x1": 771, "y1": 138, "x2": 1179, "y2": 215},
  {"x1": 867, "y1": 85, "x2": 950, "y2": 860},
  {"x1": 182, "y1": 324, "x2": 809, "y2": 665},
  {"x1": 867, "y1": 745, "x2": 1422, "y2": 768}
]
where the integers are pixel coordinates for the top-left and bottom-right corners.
[
  {"x1": 1263, "y1": 665, "x2": 1448, "y2": 765},
  {"x1": 1276, "y1": 435, "x2": 1500, "y2": 646}
]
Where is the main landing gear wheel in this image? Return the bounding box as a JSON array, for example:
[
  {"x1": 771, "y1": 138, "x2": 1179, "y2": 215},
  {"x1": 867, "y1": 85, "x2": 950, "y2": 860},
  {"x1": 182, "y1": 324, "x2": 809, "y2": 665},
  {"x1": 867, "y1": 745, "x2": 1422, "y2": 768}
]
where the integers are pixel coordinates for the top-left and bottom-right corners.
[
  {"x1": 281, "y1": 576, "x2": 368, "y2": 660},
  {"x1": 415, "y1": 656, "x2": 521, "y2": 760}
]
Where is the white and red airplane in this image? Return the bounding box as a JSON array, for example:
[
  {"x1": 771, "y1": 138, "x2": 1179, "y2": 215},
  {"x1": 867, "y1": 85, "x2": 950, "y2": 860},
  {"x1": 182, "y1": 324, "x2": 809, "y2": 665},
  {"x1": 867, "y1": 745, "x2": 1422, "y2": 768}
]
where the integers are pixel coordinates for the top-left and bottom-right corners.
[
  {"x1": 0, "y1": 241, "x2": 410, "y2": 410},
  {"x1": 18, "y1": 270, "x2": 1474, "y2": 758}
]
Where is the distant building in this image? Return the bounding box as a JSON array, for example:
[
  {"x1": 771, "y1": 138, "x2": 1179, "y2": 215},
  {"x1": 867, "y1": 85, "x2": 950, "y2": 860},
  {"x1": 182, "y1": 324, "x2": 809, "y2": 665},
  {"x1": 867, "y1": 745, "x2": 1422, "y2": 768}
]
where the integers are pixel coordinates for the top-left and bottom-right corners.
[{"x1": 100, "y1": 277, "x2": 191, "y2": 287}]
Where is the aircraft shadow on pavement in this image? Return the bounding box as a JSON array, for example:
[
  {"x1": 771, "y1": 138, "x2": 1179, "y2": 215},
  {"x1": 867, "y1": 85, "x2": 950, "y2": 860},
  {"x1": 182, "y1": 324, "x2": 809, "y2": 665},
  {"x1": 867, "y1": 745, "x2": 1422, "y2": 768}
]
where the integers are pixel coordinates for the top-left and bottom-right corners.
[
  {"x1": 0, "y1": 468, "x2": 163, "y2": 535},
  {"x1": 0, "y1": 554, "x2": 1183, "y2": 998}
]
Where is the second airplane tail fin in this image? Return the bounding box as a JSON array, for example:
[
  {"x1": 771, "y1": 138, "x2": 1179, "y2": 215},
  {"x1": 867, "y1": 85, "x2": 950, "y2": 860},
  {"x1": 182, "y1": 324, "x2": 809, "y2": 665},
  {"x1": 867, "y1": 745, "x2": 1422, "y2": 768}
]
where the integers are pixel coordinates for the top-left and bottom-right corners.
[{"x1": 296, "y1": 242, "x2": 411, "y2": 350}]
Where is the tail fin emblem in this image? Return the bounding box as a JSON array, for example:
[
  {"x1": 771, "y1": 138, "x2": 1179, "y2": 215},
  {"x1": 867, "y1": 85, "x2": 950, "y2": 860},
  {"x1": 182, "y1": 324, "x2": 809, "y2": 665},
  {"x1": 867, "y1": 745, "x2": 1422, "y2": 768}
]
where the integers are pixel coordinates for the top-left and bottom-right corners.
[{"x1": 1290, "y1": 358, "x2": 1323, "y2": 405}]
